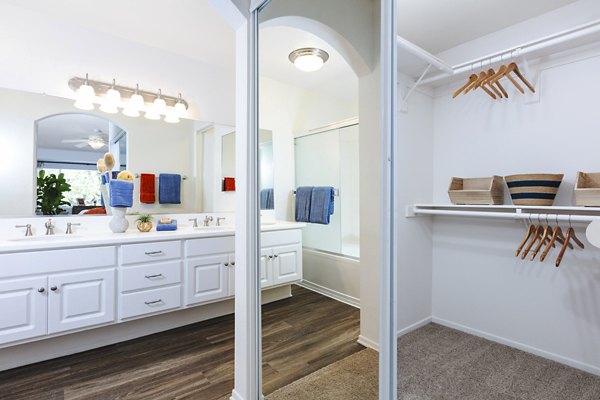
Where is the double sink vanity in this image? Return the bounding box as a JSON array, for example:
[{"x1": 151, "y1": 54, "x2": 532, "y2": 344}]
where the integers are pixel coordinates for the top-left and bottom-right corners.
[{"x1": 0, "y1": 215, "x2": 303, "y2": 370}]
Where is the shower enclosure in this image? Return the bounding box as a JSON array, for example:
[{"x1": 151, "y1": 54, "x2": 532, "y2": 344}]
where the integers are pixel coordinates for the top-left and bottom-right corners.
[{"x1": 295, "y1": 122, "x2": 360, "y2": 258}]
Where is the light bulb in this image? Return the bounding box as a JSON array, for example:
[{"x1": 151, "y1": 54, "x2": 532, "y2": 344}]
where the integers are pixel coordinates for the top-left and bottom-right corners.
[
  {"x1": 164, "y1": 108, "x2": 180, "y2": 124},
  {"x1": 294, "y1": 55, "x2": 324, "y2": 72},
  {"x1": 100, "y1": 79, "x2": 121, "y2": 114},
  {"x1": 89, "y1": 139, "x2": 105, "y2": 150},
  {"x1": 74, "y1": 74, "x2": 95, "y2": 110}
]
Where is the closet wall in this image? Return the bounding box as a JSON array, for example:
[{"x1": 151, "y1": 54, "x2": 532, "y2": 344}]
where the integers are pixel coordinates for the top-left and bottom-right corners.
[{"x1": 398, "y1": 0, "x2": 600, "y2": 375}]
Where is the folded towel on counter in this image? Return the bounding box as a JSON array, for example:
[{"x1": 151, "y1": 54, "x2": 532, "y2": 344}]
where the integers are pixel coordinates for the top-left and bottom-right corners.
[
  {"x1": 140, "y1": 173, "x2": 156, "y2": 204},
  {"x1": 260, "y1": 188, "x2": 274, "y2": 210},
  {"x1": 159, "y1": 174, "x2": 181, "y2": 204},
  {"x1": 223, "y1": 177, "x2": 236, "y2": 191},
  {"x1": 294, "y1": 186, "x2": 313, "y2": 222},
  {"x1": 156, "y1": 219, "x2": 177, "y2": 231},
  {"x1": 109, "y1": 180, "x2": 134, "y2": 208},
  {"x1": 309, "y1": 186, "x2": 335, "y2": 225}
]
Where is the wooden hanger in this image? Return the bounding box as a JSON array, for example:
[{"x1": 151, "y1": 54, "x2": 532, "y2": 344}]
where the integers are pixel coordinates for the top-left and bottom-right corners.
[
  {"x1": 491, "y1": 64, "x2": 525, "y2": 94},
  {"x1": 530, "y1": 222, "x2": 554, "y2": 260},
  {"x1": 540, "y1": 220, "x2": 572, "y2": 262},
  {"x1": 453, "y1": 74, "x2": 478, "y2": 98},
  {"x1": 507, "y1": 62, "x2": 535, "y2": 93},
  {"x1": 483, "y1": 69, "x2": 503, "y2": 98},
  {"x1": 555, "y1": 227, "x2": 573, "y2": 267},
  {"x1": 515, "y1": 222, "x2": 535, "y2": 257},
  {"x1": 466, "y1": 72, "x2": 490, "y2": 94},
  {"x1": 521, "y1": 224, "x2": 542, "y2": 260}
]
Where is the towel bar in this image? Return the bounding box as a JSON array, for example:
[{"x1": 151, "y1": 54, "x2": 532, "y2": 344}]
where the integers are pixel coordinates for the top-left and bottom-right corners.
[
  {"x1": 134, "y1": 173, "x2": 187, "y2": 181},
  {"x1": 293, "y1": 188, "x2": 339, "y2": 196}
]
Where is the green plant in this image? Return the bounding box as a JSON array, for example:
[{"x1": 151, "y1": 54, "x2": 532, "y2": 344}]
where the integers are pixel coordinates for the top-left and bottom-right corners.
[
  {"x1": 36, "y1": 170, "x2": 72, "y2": 215},
  {"x1": 136, "y1": 214, "x2": 153, "y2": 223}
]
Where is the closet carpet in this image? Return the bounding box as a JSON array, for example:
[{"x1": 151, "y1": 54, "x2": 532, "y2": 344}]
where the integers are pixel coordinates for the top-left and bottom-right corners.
[{"x1": 398, "y1": 323, "x2": 600, "y2": 400}]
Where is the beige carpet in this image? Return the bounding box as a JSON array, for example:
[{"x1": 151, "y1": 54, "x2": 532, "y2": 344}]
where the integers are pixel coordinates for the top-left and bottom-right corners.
[
  {"x1": 266, "y1": 348, "x2": 378, "y2": 399},
  {"x1": 398, "y1": 323, "x2": 600, "y2": 400}
]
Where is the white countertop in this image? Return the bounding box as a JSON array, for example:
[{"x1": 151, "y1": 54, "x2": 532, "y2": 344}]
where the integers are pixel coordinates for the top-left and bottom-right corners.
[{"x1": 0, "y1": 221, "x2": 305, "y2": 254}]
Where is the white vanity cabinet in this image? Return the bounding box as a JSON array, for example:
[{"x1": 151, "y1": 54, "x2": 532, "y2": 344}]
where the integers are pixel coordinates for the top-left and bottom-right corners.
[
  {"x1": 0, "y1": 277, "x2": 47, "y2": 344},
  {"x1": 261, "y1": 230, "x2": 303, "y2": 287}
]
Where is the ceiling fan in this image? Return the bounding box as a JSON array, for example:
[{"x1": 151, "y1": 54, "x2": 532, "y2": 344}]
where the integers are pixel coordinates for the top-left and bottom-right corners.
[{"x1": 61, "y1": 129, "x2": 108, "y2": 150}]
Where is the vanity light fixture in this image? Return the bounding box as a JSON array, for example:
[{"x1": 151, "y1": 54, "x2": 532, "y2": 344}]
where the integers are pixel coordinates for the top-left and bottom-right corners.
[
  {"x1": 74, "y1": 73, "x2": 95, "y2": 110},
  {"x1": 99, "y1": 79, "x2": 121, "y2": 114},
  {"x1": 69, "y1": 76, "x2": 189, "y2": 123},
  {"x1": 288, "y1": 48, "x2": 329, "y2": 72}
]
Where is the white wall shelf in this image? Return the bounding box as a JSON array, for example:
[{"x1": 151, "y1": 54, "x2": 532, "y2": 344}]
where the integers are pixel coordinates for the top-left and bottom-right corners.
[{"x1": 406, "y1": 204, "x2": 600, "y2": 224}]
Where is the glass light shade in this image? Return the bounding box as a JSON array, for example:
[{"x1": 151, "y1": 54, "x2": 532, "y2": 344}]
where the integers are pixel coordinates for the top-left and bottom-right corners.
[
  {"x1": 100, "y1": 88, "x2": 121, "y2": 114},
  {"x1": 152, "y1": 97, "x2": 167, "y2": 114},
  {"x1": 174, "y1": 101, "x2": 187, "y2": 117},
  {"x1": 74, "y1": 84, "x2": 95, "y2": 110},
  {"x1": 130, "y1": 93, "x2": 145, "y2": 110},
  {"x1": 144, "y1": 109, "x2": 161, "y2": 120},
  {"x1": 293, "y1": 55, "x2": 325, "y2": 72},
  {"x1": 164, "y1": 109, "x2": 180, "y2": 124}
]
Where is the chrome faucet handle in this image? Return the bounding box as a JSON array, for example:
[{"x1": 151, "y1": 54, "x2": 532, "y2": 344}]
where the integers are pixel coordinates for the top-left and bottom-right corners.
[
  {"x1": 15, "y1": 224, "x2": 33, "y2": 237},
  {"x1": 216, "y1": 217, "x2": 226, "y2": 226},
  {"x1": 45, "y1": 218, "x2": 55, "y2": 235},
  {"x1": 203, "y1": 215, "x2": 213, "y2": 227},
  {"x1": 66, "y1": 222, "x2": 81, "y2": 234},
  {"x1": 188, "y1": 218, "x2": 198, "y2": 228}
]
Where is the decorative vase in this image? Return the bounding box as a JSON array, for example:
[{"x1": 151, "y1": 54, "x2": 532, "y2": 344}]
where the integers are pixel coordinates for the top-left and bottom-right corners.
[
  {"x1": 137, "y1": 221, "x2": 153, "y2": 232},
  {"x1": 109, "y1": 207, "x2": 129, "y2": 233}
]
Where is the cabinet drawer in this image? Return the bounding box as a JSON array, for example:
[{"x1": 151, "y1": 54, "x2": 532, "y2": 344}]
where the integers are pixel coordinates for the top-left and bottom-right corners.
[
  {"x1": 120, "y1": 285, "x2": 181, "y2": 319},
  {"x1": 121, "y1": 261, "x2": 182, "y2": 292},
  {"x1": 186, "y1": 236, "x2": 234, "y2": 258},
  {"x1": 121, "y1": 241, "x2": 181, "y2": 265},
  {"x1": 261, "y1": 229, "x2": 302, "y2": 247}
]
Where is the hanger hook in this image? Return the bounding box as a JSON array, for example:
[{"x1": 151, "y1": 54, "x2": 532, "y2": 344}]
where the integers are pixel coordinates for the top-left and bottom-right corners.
[
  {"x1": 569, "y1": 214, "x2": 572, "y2": 228},
  {"x1": 545, "y1": 214, "x2": 549, "y2": 226}
]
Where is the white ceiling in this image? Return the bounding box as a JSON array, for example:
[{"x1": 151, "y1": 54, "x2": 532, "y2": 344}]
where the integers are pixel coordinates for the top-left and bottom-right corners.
[
  {"x1": 259, "y1": 26, "x2": 358, "y2": 101},
  {"x1": 398, "y1": 0, "x2": 578, "y2": 54},
  {"x1": 37, "y1": 113, "x2": 110, "y2": 152}
]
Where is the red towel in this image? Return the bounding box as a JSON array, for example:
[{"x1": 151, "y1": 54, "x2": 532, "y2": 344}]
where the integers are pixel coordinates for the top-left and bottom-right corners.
[
  {"x1": 223, "y1": 177, "x2": 236, "y2": 192},
  {"x1": 140, "y1": 173, "x2": 156, "y2": 203}
]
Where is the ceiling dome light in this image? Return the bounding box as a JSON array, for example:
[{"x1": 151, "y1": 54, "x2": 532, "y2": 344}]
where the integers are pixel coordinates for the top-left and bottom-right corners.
[
  {"x1": 289, "y1": 48, "x2": 329, "y2": 72},
  {"x1": 123, "y1": 84, "x2": 144, "y2": 117},
  {"x1": 74, "y1": 73, "x2": 95, "y2": 110},
  {"x1": 100, "y1": 79, "x2": 121, "y2": 114},
  {"x1": 174, "y1": 93, "x2": 187, "y2": 117},
  {"x1": 164, "y1": 108, "x2": 180, "y2": 124}
]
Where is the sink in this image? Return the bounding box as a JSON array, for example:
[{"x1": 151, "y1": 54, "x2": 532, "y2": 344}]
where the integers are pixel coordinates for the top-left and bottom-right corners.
[
  {"x1": 194, "y1": 226, "x2": 232, "y2": 232},
  {"x1": 261, "y1": 221, "x2": 277, "y2": 226},
  {"x1": 6, "y1": 234, "x2": 84, "y2": 242}
]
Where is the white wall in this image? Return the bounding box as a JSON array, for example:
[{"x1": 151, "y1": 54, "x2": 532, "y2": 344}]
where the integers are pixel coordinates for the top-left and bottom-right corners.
[
  {"x1": 429, "y1": 44, "x2": 600, "y2": 374},
  {"x1": 201, "y1": 124, "x2": 237, "y2": 213},
  {"x1": 0, "y1": 87, "x2": 198, "y2": 216},
  {"x1": 0, "y1": 2, "x2": 235, "y2": 124}
]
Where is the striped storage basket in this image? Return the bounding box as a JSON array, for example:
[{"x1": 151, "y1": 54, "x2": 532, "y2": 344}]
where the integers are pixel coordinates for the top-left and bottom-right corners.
[{"x1": 504, "y1": 174, "x2": 564, "y2": 206}]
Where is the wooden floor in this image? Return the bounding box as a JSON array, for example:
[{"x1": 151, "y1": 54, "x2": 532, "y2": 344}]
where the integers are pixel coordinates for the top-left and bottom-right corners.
[{"x1": 0, "y1": 286, "x2": 363, "y2": 400}]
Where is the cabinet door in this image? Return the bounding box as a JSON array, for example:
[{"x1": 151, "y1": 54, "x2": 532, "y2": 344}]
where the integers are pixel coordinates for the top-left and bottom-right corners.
[
  {"x1": 272, "y1": 244, "x2": 302, "y2": 285},
  {"x1": 185, "y1": 254, "x2": 229, "y2": 306},
  {"x1": 48, "y1": 269, "x2": 116, "y2": 334},
  {"x1": 260, "y1": 248, "x2": 273, "y2": 288},
  {"x1": 0, "y1": 277, "x2": 47, "y2": 345}
]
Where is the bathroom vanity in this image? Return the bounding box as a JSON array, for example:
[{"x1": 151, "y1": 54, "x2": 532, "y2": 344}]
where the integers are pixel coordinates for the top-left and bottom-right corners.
[{"x1": 0, "y1": 221, "x2": 303, "y2": 370}]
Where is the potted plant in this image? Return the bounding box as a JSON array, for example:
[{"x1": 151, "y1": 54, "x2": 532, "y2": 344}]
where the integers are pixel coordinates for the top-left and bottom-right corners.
[
  {"x1": 136, "y1": 214, "x2": 153, "y2": 232},
  {"x1": 36, "y1": 170, "x2": 72, "y2": 215}
]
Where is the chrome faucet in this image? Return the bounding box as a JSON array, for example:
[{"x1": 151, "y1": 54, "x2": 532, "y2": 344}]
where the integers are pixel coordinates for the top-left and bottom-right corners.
[
  {"x1": 15, "y1": 224, "x2": 33, "y2": 237},
  {"x1": 216, "y1": 217, "x2": 226, "y2": 226},
  {"x1": 203, "y1": 216, "x2": 213, "y2": 227},
  {"x1": 189, "y1": 218, "x2": 198, "y2": 228},
  {"x1": 66, "y1": 222, "x2": 80, "y2": 234},
  {"x1": 45, "y1": 219, "x2": 55, "y2": 235}
]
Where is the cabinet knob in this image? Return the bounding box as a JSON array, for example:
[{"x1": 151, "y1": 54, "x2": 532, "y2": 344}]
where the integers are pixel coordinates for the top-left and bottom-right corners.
[
  {"x1": 273, "y1": 254, "x2": 279, "y2": 258},
  {"x1": 231, "y1": 261, "x2": 235, "y2": 266},
  {"x1": 50, "y1": 286, "x2": 58, "y2": 292},
  {"x1": 224, "y1": 262, "x2": 230, "y2": 267},
  {"x1": 38, "y1": 287, "x2": 45, "y2": 293}
]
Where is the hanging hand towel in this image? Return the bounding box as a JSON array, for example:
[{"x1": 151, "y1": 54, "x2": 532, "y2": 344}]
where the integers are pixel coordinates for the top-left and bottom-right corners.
[
  {"x1": 260, "y1": 188, "x2": 274, "y2": 210},
  {"x1": 309, "y1": 186, "x2": 335, "y2": 224},
  {"x1": 159, "y1": 174, "x2": 181, "y2": 204},
  {"x1": 223, "y1": 177, "x2": 236, "y2": 191},
  {"x1": 140, "y1": 173, "x2": 156, "y2": 204},
  {"x1": 294, "y1": 186, "x2": 313, "y2": 222},
  {"x1": 109, "y1": 180, "x2": 134, "y2": 208}
]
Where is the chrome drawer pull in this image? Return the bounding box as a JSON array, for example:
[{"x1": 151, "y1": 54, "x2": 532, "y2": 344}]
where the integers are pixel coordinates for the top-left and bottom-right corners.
[
  {"x1": 144, "y1": 251, "x2": 164, "y2": 256},
  {"x1": 145, "y1": 273, "x2": 164, "y2": 279},
  {"x1": 144, "y1": 299, "x2": 163, "y2": 305}
]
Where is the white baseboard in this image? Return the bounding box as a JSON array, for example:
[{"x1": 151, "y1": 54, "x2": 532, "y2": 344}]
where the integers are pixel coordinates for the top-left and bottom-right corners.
[
  {"x1": 229, "y1": 389, "x2": 244, "y2": 400},
  {"x1": 358, "y1": 334, "x2": 379, "y2": 351},
  {"x1": 297, "y1": 280, "x2": 360, "y2": 308},
  {"x1": 397, "y1": 317, "x2": 432, "y2": 337},
  {"x1": 433, "y1": 317, "x2": 600, "y2": 376}
]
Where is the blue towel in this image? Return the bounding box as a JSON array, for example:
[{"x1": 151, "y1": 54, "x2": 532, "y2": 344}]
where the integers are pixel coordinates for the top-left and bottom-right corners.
[
  {"x1": 295, "y1": 186, "x2": 313, "y2": 222},
  {"x1": 159, "y1": 174, "x2": 181, "y2": 204},
  {"x1": 109, "y1": 180, "x2": 133, "y2": 208},
  {"x1": 156, "y1": 219, "x2": 177, "y2": 231},
  {"x1": 260, "y1": 188, "x2": 274, "y2": 210},
  {"x1": 309, "y1": 186, "x2": 335, "y2": 224}
]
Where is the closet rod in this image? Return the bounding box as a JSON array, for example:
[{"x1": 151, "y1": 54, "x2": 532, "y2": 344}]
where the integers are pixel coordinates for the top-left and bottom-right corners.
[
  {"x1": 419, "y1": 19, "x2": 600, "y2": 86},
  {"x1": 396, "y1": 35, "x2": 453, "y2": 74},
  {"x1": 412, "y1": 208, "x2": 598, "y2": 224}
]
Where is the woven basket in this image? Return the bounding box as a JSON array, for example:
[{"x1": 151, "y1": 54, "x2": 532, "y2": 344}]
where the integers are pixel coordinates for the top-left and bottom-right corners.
[{"x1": 504, "y1": 174, "x2": 563, "y2": 206}]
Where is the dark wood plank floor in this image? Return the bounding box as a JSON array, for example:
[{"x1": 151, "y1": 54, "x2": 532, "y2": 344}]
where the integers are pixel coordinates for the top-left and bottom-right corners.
[{"x1": 0, "y1": 286, "x2": 362, "y2": 400}]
